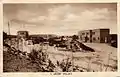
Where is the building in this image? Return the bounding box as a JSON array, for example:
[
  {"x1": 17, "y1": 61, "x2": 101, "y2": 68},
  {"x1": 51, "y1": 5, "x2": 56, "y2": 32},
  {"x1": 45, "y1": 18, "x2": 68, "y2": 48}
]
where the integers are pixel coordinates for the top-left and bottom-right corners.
[
  {"x1": 108, "y1": 34, "x2": 117, "y2": 48},
  {"x1": 30, "y1": 34, "x2": 57, "y2": 40},
  {"x1": 78, "y1": 30, "x2": 92, "y2": 42},
  {"x1": 17, "y1": 31, "x2": 29, "y2": 40},
  {"x1": 17, "y1": 31, "x2": 29, "y2": 51},
  {"x1": 78, "y1": 29, "x2": 110, "y2": 43}
]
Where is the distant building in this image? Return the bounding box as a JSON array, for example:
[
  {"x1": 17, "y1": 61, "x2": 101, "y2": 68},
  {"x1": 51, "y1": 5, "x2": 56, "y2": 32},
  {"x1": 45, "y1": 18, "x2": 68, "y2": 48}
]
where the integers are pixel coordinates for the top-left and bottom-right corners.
[
  {"x1": 30, "y1": 34, "x2": 57, "y2": 40},
  {"x1": 7, "y1": 35, "x2": 17, "y2": 39},
  {"x1": 108, "y1": 34, "x2": 117, "y2": 48},
  {"x1": 78, "y1": 29, "x2": 110, "y2": 43},
  {"x1": 78, "y1": 30, "x2": 92, "y2": 42},
  {"x1": 17, "y1": 31, "x2": 29, "y2": 40},
  {"x1": 17, "y1": 31, "x2": 29, "y2": 51}
]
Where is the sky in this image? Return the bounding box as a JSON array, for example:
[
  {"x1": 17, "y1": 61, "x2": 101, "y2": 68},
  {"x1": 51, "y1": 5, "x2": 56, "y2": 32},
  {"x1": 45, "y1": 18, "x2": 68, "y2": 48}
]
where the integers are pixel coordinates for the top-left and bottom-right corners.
[{"x1": 3, "y1": 3, "x2": 117, "y2": 35}]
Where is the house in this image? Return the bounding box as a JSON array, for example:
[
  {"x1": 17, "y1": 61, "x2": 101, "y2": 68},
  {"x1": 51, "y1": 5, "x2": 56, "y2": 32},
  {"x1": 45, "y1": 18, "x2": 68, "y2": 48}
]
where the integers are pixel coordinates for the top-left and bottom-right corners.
[
  {"x1": 78, "y1": 29, "x2": 110, "y2": 43},
  {"x1": 108, "y1": 34, "x2": 117, "y2": 48}
]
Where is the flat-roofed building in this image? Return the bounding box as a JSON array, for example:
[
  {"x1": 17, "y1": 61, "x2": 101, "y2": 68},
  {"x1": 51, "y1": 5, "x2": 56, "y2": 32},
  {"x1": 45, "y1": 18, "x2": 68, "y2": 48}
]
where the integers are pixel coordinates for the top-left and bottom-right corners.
[
  {"x1": 78, "y1": 30, "x2": 92, "y2": 42},
  {"x1": 108, "y1": 34, "x2": 117, "y2": 48},
  {"x1": 17, "y1": 31, "x2": 29, "y2": 40},
  {"x1": 78, "y1": 29, "x2": 110, "y2": 43}
]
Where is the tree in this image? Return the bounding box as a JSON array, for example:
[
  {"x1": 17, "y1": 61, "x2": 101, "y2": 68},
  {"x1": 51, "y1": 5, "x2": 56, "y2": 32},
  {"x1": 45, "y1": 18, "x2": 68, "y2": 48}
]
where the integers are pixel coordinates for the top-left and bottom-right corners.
[
  {"x1": 3, "y1": 31, "x2": 8, "y2": 40},
  {"x1": 72, "y1": 35, "x2": 78, "y2": 40}
]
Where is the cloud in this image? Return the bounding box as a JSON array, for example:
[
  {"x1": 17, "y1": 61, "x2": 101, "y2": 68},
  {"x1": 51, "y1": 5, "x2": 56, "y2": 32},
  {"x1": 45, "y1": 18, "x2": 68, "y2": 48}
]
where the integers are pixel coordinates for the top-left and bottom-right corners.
[{"x1": 3, "y1": 3, "x2": 117, "y2": 35}]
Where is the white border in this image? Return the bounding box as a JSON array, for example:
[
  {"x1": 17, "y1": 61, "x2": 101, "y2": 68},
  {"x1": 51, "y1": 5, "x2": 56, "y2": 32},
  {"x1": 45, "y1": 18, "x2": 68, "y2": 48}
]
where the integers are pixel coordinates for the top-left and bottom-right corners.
[{"x1": 1, "y1": 1, "x2": 120, "y2": 77}]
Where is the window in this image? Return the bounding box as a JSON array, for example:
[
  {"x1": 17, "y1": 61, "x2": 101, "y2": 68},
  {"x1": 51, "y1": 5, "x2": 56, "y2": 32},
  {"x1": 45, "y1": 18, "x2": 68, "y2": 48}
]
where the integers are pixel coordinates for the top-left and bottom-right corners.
[
  {"x1": 98, "y1": 37, "x2": 100, "y2": 40},
  {"x1": 92, "y1": 32, "x2": 95, "y2": 35},
  {"x1": 93, "y1": 37, "x2": 96, "y2": 41},
  {"x1": 82, "y1": 33, "x2": 85, "y2": 35},
  {"x1": 87, "y1": 38, "x2": 89, "y2": 40},
  {"x1": 86, "y1": 32, "x2": 89, "y2": 35}
]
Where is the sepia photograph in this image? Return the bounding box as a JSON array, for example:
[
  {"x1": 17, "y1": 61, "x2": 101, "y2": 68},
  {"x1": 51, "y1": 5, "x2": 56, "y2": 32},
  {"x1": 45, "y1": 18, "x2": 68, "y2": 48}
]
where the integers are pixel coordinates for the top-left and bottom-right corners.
[{"x1": 3, "y1": 3, "x2": 117, "y2": 72}]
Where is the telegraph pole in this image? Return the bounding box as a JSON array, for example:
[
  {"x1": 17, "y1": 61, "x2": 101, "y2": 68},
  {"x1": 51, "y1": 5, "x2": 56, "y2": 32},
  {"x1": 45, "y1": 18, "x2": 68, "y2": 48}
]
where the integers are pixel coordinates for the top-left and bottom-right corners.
[
  {"x1": 8, "y1": 21, "x2": 10, "y2": 35},
  {"x1": 8, "y1": 20, "x2": 11, "y2": 45}
]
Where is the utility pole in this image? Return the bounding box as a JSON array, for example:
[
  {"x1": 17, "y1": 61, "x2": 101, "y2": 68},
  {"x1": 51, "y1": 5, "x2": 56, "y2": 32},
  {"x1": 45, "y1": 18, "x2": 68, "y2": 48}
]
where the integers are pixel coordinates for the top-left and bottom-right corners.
[
  {"x1": 8, "y1": 20, "x2": 11, "y2": 45},
  {"x1": 8, "y1": 21, "x2": 10, "y2": 35}
]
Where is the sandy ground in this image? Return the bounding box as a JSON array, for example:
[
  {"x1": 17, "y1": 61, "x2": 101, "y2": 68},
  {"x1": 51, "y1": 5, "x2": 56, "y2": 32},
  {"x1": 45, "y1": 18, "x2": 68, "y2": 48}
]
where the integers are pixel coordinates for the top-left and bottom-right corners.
[
  {"x1": 3, "y1": 40, "x2": 117, "y2": 72},
  {"x1": 45, "y1": 43, "x2": 117, "y2": 72}
]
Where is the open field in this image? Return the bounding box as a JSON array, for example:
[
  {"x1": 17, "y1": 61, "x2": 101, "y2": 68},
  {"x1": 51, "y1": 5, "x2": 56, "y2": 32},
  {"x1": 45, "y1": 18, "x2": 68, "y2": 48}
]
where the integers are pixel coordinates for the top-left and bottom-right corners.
[
  {"x1": 40, "y1": 43, "x2": 117, "y2": 72},
  {"x1": 3, "y1": 42, "x2": 117, "y2": 72}
]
